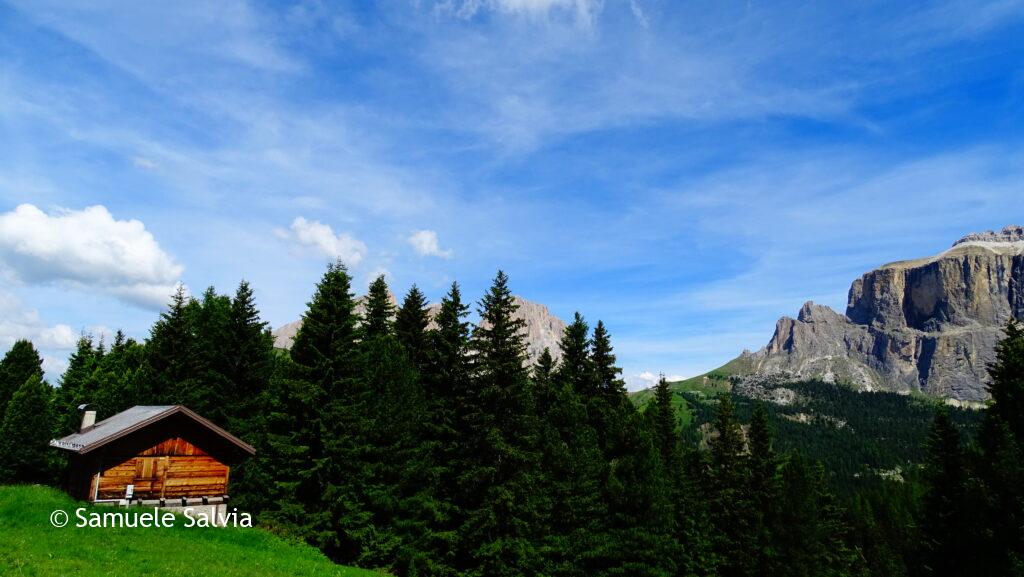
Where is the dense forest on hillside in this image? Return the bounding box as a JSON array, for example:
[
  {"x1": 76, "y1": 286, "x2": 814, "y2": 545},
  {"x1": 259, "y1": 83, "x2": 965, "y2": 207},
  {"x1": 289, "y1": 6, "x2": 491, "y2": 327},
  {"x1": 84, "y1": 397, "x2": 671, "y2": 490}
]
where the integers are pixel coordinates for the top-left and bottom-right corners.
[{"x1": 1, "y1": 262, "x2": 1023, "y2": 577}]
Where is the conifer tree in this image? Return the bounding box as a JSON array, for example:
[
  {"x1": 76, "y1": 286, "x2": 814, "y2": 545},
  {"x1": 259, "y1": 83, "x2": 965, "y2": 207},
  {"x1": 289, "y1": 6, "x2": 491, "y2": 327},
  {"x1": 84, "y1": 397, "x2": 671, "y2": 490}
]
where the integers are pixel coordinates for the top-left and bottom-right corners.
[
  {"x1": 410, "y1": 281, "x2": 473, "y2": 577},
  {"x1": 557, "y1": 312, "x2": 591, "y2": 395},
  {"x1": 976, "y1": 319, "x2": 1024, "y2": 573},
  {"x1": 224, "y1": 280, "x2": 275, "y2": 432},
  {"x1": 708, "y1": 394, "x2": 754, "y2": 577},
  {"x1": 747, "y1": 403, "x2": 779, "y2": 576},
  {"x1": 774, "y1": 453, "x2": 863, "y2": 577},
  {"x1": 262, "y1": 262, "x2": 362, "y2": 558},
  {"x1": 188, "y1": 286, "x2": 233, "y2": 421},
  {"x1": 0, "y1": 339, "x2": 44, "y2": 420},
  {"x1": 533, "y1": 348, "x2": 556, "y2": 385},
  {"x1": 143, "y1": 285, "x2": 199, "y2": 404},
  {"x1": 92, "y1": 331, "x2": 146, "y2": 417},
  {"x1": 354, "y1": 330, "x2": 427, "y2": 569},
  {"x1": 652, "y1": 375, "x2": 681, "y2": 475},
  {"x1": 918, "y1": 407, "x2": 972, "y2": 577},
  {"x1": 591, "y1": 320, "x2": 626, "y2": 400},
  {"x1": 458, "y1": 270, "x2": 544, "y2": 576},
  {"x1": 0, "y1": 375, "x2": 55, "y2": 484},
  {"x1": 395, "y1": 284, "x2": 430, "y2": 373},
  {"x1": 221, "y1": 281, "x2": 277, "y2": 514},
  {"x1": 54, "y1": 335, "x2": 99, "y2": 435},
  {"x1": 363, "y1": 275, "x2": 395, "y2": 338}
]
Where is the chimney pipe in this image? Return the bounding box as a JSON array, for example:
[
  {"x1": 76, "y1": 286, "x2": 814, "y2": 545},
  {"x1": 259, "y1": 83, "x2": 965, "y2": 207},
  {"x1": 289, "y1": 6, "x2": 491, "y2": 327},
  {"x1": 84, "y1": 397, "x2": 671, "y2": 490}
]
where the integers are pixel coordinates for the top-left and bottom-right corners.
[{"x1": 78, "y1": 403, "x2": 96, "y2": 432}]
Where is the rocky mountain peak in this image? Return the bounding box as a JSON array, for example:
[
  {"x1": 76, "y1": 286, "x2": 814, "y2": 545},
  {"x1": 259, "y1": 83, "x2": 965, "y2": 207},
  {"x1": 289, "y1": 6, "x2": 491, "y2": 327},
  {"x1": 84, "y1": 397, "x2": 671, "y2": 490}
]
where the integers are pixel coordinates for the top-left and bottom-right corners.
[
  {"x1": 952, "y1": 225, "x2": 1024, "y2": 246},
  {"x1": 739, "y1": 226, "x2": 1024, "y2": 401}
]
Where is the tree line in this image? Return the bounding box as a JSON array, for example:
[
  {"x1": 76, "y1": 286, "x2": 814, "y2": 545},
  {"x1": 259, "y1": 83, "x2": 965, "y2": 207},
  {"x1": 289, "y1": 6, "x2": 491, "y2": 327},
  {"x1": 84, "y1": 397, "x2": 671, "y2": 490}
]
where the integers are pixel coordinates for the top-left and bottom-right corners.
[{"x1": 0, "y1": 263, "x2": 1022, "y2": 576}]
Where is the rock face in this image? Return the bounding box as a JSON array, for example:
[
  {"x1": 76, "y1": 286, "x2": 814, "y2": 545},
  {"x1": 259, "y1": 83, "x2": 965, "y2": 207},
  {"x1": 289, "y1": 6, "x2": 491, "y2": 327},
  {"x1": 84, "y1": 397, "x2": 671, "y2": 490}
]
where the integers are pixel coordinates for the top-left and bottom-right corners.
[
  {"x1": 272, "y1": 293, "x2": 565, "y2": 366},
  {"x1": 740, "y1": 226, "x2": 1024, "y2": 401}
]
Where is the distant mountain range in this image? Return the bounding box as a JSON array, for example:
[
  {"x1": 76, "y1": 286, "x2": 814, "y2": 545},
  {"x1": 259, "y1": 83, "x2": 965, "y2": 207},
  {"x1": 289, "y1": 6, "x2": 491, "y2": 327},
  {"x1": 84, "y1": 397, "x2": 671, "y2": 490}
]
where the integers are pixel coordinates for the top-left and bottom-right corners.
[
  {"x1": 272, "y1": 291, "x2": 566, "y2": 366},
  {"x1": 728, "y1": 225, "x2": 1024, "y2": 402}
]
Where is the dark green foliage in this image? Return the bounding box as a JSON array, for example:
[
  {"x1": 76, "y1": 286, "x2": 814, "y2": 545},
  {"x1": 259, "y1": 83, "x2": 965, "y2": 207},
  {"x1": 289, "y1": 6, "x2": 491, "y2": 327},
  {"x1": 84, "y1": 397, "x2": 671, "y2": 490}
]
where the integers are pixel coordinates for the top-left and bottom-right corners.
[
  {"x1": 974, "y1": 319, "x2": 1024, "y2": 574},
  {"x1": 54, "y1": 336, "x2": 101, "y2": 436},
  {"x1": 557, "y1": 312, "x2": 592, "y2": 396},
  {"x1": 455, "y1": 270, "x2": 544, "y2": 576},
  {"x1": 773, "y1": 453, "x2": 863, "y2": 577},
  {"x1": 259, "y1": 262, "x2": 362, "y2": 559},
  {"x1": 30, "y1": 268, "x2": 1003, "y2": 577},
  {"x1": 591, "y1": 320, "x2": 625, "y2": 400},
  {"x1": 651, "y1": 375, "x2": 680, "y2": 474},
  {"x1": 0, "y1": 340, "x2": 44, "y2": 422},
  {"x1": 918, "y1": 408, "x2": 975, "y2": 577},
  {"x1": 363, "y1": 275, "x2": 395, "y2": 338},
  {"x1": 395, "y1": 285, "x2": 430, "y2": 373},
  {"x1": 142, "y1": 285, "x2": 200, "y2": 404},
  {"x1": 747, "y1": 403, "x2": 778, "y2": 575},
  {"x1": 0, "y1": 375, "x2": 55, "y2": 483},
  {"x1": 986, "y1": 319, "x2": 1024, "y2": 441}
]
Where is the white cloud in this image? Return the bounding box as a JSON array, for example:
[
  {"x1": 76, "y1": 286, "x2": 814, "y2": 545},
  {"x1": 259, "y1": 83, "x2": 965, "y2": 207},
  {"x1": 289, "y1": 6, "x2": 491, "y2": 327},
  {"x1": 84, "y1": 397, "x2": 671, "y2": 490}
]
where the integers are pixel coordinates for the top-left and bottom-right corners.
[
  {"x1": 408, "y1": 229, "x2": 454, "y2": 259},
  {"x1": 0, "y1": 204, "x2": 184, "y2": 309},
  {"x1": 276, "y1": 216, "x2": 367, "y2": 265},
  {"x1": 132, "y1": 156, "x2": 158, "y2": 169},
  {"x1": 626, "y1": 370, "x2": 688, "y2": 391},
  {"x1": 0, "y1": 289, "x2": 75, "y2": 382},
  {"x1": 450, "y1": 0, "x2": 601, "y2": 22}
]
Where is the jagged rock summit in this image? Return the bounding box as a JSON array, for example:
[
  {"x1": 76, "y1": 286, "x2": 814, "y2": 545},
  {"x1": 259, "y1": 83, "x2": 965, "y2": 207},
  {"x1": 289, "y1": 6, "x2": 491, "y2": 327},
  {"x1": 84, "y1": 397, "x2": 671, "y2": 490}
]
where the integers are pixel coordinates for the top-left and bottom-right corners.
[
  {"x1": 739, "y1": 226, "x2": 1024, "y2": 401},
  {"x1": 272, "y1": 293, "x2": 566, "y2": 366}
]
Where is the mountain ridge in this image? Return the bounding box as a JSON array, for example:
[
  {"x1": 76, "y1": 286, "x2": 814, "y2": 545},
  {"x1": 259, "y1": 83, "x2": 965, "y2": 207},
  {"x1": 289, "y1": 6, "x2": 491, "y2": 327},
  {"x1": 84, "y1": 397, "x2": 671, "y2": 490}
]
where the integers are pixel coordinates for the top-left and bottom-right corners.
[{"x1": 729, "y1": 226, "x2": 1024, "y2": 401}]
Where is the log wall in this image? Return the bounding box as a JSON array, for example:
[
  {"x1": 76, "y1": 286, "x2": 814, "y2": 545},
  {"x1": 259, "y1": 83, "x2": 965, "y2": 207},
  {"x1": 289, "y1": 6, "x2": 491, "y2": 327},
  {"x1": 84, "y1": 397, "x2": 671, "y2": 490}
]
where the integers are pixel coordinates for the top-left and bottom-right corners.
[{"x1": 92, "y1": 437, "x2": 230, "y2": 500}]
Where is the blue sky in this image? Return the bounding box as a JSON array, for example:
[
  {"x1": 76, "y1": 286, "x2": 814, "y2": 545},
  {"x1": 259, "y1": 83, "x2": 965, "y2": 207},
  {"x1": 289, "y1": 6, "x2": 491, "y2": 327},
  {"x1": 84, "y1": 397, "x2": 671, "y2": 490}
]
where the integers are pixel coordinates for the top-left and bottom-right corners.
[{"x1": 1, "y1": 0, "x2": 1022, "y2": 389}]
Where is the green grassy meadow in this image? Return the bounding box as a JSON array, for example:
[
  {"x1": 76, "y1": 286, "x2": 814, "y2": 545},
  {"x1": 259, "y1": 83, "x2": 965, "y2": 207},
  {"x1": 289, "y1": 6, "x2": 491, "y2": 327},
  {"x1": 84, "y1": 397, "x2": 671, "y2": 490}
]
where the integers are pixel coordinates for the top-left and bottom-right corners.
[{"x1": 0, "y1": 485, "x2": 380, "y2": 577}]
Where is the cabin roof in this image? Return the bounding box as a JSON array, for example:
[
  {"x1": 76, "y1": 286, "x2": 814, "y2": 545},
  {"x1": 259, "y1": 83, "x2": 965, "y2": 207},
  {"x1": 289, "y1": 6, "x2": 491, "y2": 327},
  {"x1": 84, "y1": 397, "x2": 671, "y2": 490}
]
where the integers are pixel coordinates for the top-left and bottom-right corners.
[{"x1": 49, "y1": 405, "x2": 256, "y2": 456}]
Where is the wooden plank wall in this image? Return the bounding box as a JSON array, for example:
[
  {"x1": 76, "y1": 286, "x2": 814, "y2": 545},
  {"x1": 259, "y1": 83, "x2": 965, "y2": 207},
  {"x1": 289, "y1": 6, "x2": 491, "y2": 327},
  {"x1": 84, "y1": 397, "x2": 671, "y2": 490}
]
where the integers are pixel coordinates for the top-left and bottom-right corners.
[{"x1": 94, "y1": 437, "x2": 230, "y2": 500}]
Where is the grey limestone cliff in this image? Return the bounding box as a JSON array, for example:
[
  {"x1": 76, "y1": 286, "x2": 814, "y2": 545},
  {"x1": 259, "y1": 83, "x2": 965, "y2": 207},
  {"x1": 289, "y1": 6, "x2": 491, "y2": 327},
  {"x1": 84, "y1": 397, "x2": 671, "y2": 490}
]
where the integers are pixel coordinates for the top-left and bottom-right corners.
[{"x1": 740, "y1": 226, "x2": 1024, "y2": 401}]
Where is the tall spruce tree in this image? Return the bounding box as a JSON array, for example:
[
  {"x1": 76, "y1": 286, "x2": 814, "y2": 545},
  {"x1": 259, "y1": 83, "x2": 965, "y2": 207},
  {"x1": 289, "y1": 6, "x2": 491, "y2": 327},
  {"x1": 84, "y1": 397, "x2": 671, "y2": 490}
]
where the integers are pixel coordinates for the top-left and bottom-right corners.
[
  {"x1": 976, "y1": 319, "x2": 1024, "y2": 573},
  {"x1": 221, "y1": 281, "x2": 277, "y2": 515},
  {"x1": 652, "y1": 375, "x2": 681, "y2": 475},
  {"x1": 747, "y1": 403, "x2": 779, "y2": 577},
  {"x1": 224, "y1": 280, "x2": 275, "y2": 432},
  {"x1": 773, "y1": 453, "x2": 863, "y2": 577},
  {"x1": 707, "y1": 394, "x2": 754, "y2": 577},
  {"x1": 0, "y1": 339, "x2": 44, "y2": 420},
  {"x1": 409, "y1": 281, "x2": 473, "y2": 577},
  {"x1": 261, "y1": 262, "x2": 363, "y2": 559},
  {"x1": 395, "y1": 284, "x2": 430, "y2": 373},
  {"x1": 458, "y1": 270, "x2": 544, "y2": 576},
  {"x1": 591, "y1": 320, "x2": 626, "y2": 400},
  {"x1": 143, "y1": 285, "x2": 199, "y2": 404},
  {"x1": 557, "y1": 313, "x2": 592, "y2": 396},
  {"x1": 363, "y1": 275, "x2": 395, "y2": 338},
  {"x1": 54, "y1": 336, "x2": 99, "y2": 435},
  {"x1": 354, "y1": 330, "x2": 428, "y2": 570},
  {"x1": 918, "y1": 407, "x2": 972, "y2": 577},
  {"x1": 0, "y1": 374, "x2": 55, "y2": 484}
]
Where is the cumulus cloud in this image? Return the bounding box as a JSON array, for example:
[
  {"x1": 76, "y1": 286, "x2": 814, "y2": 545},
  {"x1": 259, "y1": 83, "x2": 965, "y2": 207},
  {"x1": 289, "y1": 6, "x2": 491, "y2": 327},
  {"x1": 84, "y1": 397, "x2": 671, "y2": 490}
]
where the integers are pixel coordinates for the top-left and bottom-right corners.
[
  {"x1": 628, "y1": 370, "x2": 688, "y2": 391},
  {"x1": 408, "y1": 229, "x2": 454, "y2": 259},
  {"x1": 0, "y1": 291, "x2": 75, "y2": 350},
  {"x1": 0, "y1": 204, "x2": 184, "y2": 309},
  {"x1": 275, "y1": 216, "x2": 367, "y2": 266}
]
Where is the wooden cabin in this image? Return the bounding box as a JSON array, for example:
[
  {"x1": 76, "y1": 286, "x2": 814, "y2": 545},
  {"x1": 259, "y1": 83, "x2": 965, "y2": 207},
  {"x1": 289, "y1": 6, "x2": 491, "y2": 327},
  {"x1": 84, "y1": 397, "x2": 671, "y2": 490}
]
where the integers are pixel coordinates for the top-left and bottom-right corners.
[{"x1": 50, "y1": 405, "x2": 255, "y2": 504}]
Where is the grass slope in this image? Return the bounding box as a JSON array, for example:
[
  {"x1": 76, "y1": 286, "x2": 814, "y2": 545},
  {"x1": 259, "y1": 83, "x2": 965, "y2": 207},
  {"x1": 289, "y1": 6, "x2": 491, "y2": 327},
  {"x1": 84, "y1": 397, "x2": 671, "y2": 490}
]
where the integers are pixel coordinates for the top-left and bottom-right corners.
[{"x1": 0, "y1": 485, "x2": 380, "y2": 577}]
